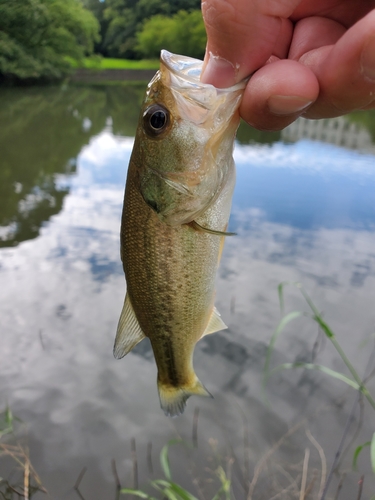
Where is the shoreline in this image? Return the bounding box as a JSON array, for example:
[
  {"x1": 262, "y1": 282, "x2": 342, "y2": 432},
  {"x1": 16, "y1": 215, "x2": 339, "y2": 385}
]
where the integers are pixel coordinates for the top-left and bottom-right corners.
[{"x1": 70, "y1": 68, "x2": 156, "y2": 83}]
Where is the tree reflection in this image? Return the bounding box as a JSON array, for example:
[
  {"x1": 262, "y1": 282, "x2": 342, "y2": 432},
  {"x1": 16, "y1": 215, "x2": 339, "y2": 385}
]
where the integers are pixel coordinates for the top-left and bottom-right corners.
[
  {"x1": 0, "y1": 83, "x2": 146, "y2": 247},
  {"x1": 1, "y1": 83, "x2": 374, "y2": 248},
  {"x1": 236, "y1": 120, "x2": 281, "y2": 145}
]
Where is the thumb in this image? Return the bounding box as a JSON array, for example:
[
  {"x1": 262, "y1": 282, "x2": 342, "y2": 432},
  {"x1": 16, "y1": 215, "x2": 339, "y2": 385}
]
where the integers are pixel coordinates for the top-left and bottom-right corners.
[{"x1": 201, "y1": 0, "x2": 300, "y2": 87}]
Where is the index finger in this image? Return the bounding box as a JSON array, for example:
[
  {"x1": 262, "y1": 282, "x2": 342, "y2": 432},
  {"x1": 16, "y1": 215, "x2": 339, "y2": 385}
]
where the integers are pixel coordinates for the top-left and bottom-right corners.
[{"x1": 201, "y1": 0, "x2": 301, "y2": 87}]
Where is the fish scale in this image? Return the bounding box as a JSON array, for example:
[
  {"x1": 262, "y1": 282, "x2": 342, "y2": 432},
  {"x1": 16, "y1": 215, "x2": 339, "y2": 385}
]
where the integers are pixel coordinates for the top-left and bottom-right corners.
[{"x1": 123, "y1": 171, "x2": 220, "y2": 349}]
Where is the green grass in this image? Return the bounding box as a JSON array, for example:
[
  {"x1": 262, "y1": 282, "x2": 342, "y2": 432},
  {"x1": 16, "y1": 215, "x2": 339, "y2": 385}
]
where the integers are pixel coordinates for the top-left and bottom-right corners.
[
  {"x1": 0, "y1": 407, "x2": 47, "y2": 498},
  {"x1": 263, "y1": 282, "x2": 375, "y2": 498},
  {"x1": 120, "y1": 441, "x2": 232, "y2": 500},
  {"x1": 263, "y1": 282, "x2": 375, "y2": 411},
  {"x1": 67, "y1": 56, "x2": 159, "y2": 71}
]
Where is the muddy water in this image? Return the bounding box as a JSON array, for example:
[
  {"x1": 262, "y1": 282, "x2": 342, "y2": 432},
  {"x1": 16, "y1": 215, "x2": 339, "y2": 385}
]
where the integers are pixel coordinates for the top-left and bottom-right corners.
[{"x1": 0, "y1": 85, "x2": 375, "y2": 499}]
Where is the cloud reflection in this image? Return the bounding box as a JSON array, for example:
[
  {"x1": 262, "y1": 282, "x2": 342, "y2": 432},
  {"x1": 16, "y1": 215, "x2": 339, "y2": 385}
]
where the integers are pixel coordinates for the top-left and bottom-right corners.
[{"x1": 0, "y1": 129, "x2": 375, "y2": 497}]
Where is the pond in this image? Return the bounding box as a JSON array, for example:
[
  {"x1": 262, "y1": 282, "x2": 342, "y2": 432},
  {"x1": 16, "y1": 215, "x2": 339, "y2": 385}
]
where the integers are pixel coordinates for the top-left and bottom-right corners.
[{"x1": 0, "y1": 84, "x2": 375, "y2": 499}]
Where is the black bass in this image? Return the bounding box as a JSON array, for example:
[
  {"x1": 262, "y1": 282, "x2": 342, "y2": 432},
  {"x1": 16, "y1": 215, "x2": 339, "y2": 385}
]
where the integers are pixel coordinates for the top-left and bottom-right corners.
[{"x1": 114, "y1": 50, "x2": 245, "y2": 416}]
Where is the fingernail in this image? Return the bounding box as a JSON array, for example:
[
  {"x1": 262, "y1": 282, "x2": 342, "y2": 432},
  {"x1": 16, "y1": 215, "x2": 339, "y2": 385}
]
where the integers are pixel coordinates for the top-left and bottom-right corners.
[
  {"x1": 268, "y1": 95, "x2": 313, "y2": 115},
  {"x1": 361, "y1": 36, "x2": 375, "y2": 81},
  {"x1": 200, "y1": 52, "x2": 236, "y2": 88}
]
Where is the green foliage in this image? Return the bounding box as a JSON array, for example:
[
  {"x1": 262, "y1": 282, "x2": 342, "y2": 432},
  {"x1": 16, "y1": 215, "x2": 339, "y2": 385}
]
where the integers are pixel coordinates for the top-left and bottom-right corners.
[
  {"x1": 120, "y1": 441, "x2": 232, "y2": 500},
  {"x1": 269, "y1": 362, "x2": 364, "y2": 390},
  {"x1": 236, "y1": 120, "x2": 281, "y2": 145},
  {"x1": 353, "y1": 434, "x2": 375, "y2": 473},
  {"x1": 263, "y1": 282, "x2": 375, "y2": 482},
  {"x1": 102, "y1": 0, "x2": 201, "y2": 58},
  {"x1": 347, "y1": 110, "x2": 375, "y2": 142},
  {"x1": 136, "y1": 10, "x2": 206, "y2": 60},
  {"x1": 0, "y1": 407, "x2": 14, "y2": 439},
  {"x1": 0, "y1": 0, "x2": 100, "y2": 80},
  {"x1": 160, "y1": 441, "x2": 174, "y2": 480},
  {"x1": 263, "y1": 282, "x2": 375, "y2": 411},
  {"x1": 67, "y1": 55, "x2": 159, "y2": 70},
  {"x1": 0, "y1": 407, "x2": 46, "y2": 498},
  {"x1": 81, "y1": 0, "x2": 110, "y2": 55}
]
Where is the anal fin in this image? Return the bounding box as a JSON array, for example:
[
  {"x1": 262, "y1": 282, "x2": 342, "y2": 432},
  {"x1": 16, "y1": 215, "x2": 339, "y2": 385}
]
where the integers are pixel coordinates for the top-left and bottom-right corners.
[
  {"x1": 202, "y1": 307, "x2": 227, "y2": 337},
  {"x1": 114, "y1": 293, "x2": 145, "y2": 359}
]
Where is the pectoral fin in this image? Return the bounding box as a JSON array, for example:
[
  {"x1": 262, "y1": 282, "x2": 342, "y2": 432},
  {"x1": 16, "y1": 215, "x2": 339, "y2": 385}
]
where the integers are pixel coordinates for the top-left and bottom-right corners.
[
  {"x1": 188, "y1": 220, "x2": 236, "y2": 236},
  {"x1": 114, "y1": 293, "x2": 146, "y2": 359},
  {"x1": 202, "y1": 307, "x2": 227, "y2": 337},
  {"x1": 163, "y1": 177, "x2": 194, "y2": 197}
]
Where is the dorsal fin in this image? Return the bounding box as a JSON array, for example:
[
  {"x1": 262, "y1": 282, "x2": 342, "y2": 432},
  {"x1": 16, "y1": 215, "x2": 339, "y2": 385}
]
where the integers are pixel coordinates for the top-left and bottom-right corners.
[
  {"x1": 113, "y1": 293, "x2": 146, "y2": 359},
  {"x1": 201, "y1": 307, "x2": 227, "y2": 337}
]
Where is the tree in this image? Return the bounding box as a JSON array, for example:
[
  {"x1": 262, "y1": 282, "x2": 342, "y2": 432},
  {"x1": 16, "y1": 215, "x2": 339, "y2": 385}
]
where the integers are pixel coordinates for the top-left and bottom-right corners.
[
  {"x1": 102, "y1": 0, "x2": 201, "y2": 58},
  {"x1": 136, "y1": 10, "x2": 206, "y2": 60},
  {"x1": 81, "y1": 0, "x2": 110, "y2": 55},
  {"x1": 0, "y1": 0, "x2": 100, "y2": 80}
]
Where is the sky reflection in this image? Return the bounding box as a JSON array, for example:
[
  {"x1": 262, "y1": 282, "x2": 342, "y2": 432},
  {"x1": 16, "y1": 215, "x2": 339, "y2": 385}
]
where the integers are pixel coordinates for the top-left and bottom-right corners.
[
  {"x1": 233, "y1": 139, "x2": 375, "y2": 230},
  {"x1": 1, "y1": 126, "x2": 375, "y2": 498}
]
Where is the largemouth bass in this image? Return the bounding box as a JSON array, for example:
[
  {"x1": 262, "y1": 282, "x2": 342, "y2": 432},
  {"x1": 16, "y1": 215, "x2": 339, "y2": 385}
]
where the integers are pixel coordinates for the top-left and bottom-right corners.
[{"x1": 114, "y1": 50, "x2": 245, "y2": 417}]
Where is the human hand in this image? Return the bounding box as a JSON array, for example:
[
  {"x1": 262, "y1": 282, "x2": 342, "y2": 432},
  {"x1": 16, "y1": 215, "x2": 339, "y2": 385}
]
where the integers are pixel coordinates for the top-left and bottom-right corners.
[{"x1": 200, "y1": 0, "x2": 375, "y2": 130}]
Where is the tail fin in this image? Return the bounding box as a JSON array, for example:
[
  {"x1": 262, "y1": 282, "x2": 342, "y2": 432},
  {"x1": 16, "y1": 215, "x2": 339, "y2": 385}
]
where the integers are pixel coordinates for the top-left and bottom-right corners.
[{"x1": 158, "y1": 378, "x2": 212, "y2": 417}]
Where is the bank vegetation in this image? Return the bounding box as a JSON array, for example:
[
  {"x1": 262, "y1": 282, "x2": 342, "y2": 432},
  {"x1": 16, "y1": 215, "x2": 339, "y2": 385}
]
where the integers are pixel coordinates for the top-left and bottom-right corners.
[{"x1": 0, "y1": 0, "x2": 205, "y2": 82}]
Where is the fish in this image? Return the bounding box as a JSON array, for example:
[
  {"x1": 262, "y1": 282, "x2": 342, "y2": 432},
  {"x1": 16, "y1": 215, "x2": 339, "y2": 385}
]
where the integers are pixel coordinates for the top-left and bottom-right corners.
[{"x1": 114, "y1": 50, "x2": 246, "y2": 417}]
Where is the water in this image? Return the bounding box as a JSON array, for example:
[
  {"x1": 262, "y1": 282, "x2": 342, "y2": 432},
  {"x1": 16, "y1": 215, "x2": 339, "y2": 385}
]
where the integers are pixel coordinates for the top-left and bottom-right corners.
[{"x1": 1, "y1": 85, "x2": 375, "y2": 499}]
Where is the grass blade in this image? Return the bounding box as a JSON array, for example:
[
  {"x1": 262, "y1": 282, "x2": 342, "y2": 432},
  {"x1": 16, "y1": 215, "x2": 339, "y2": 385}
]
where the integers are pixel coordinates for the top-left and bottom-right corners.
[
  {"x1": 152, "y1": 480, "x2": 199, "y2": 500},
  {"x1": 160, "y1": 445, "x2": 171, "y2": 480},
  {"x1": 0, "y1": 407, "x2": 14, "y2": 438},
  {"x1": 277, "y1": 282, "x2": 285, "y2": 317},
  {"x1": 275, "y1": 283, "x2": 375, "y2": 412},
  {"x1": 159, "y1": 440, "x2": 184, "y2": 481},
  {"x1": 309, "y1": 314, "x2": 375, "y2": 410},
  {"x1": 151, "y1": 481, "x2": 179, "y2": 500},
  {"x1": 263, "y1": 311, "x2": 304, "y2": 388},
  {"x1": 371, "y1": 432, "x2": 375, "y2": 474},
  {"x1": 353, "y1": 441, "x2": 371, "y2": 471},
  {"x1": 269, "y1": 362, "x2": 361, "y2": 390},
  {"x1": 277, "y1": 281, "x2": 300, "y2": 317},
  {"x1": 120, "y1": 488, "x2": 151, "y2": 498},
  {"x1": 211, "y1": 466, "x2": 231, "y2": 500}
]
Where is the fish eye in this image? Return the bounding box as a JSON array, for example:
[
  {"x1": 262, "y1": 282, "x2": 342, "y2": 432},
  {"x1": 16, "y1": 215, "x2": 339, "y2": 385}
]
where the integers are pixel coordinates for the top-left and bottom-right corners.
[{"x1": 143, "y1": 104, "x2": 170, "y2": 137}]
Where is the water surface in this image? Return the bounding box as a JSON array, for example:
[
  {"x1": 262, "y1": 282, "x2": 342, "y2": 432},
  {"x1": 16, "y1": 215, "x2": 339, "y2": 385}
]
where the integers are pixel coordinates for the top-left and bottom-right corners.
[{"x1": 1, "y1": 85, "x2": 375, "y2": 499}]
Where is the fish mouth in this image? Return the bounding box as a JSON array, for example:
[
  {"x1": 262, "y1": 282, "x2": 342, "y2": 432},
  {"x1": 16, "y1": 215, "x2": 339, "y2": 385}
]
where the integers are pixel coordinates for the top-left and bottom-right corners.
[
  {"x1": 159, "y1": 50, "x2": 247, "y2": 128},
  {"x1": 161, "y1": 50, "x2": 203, "y2": 83},
  {"x1": 160, "y1": 50, "x2": 247, "y2": 92}
]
